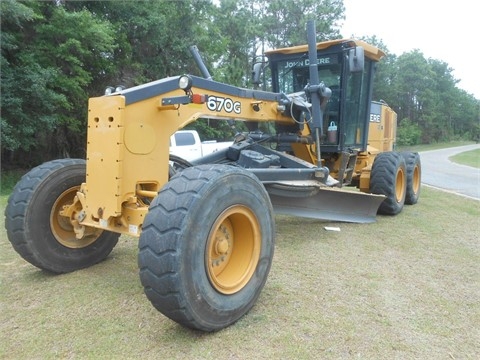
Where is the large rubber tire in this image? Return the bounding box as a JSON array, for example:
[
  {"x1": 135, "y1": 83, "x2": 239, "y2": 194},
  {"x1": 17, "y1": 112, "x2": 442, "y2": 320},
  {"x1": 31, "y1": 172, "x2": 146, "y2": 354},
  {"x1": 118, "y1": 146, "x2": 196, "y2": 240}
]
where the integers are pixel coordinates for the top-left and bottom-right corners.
[
  {"x1": 168, "y1": 154, "x2": 192, "y2": 178},
  {"x1": 138, "y1": 164, "x2": 275, "y2": 331},
  {"x1": 401, "y1": 152, "x2": 421, "y2": 205},
  {"x1": 4, "y1": 159, "x2": 119, "y2": 273},
  {"x1": 370, "y1": 152, "x2": 407, "y2": 215}
]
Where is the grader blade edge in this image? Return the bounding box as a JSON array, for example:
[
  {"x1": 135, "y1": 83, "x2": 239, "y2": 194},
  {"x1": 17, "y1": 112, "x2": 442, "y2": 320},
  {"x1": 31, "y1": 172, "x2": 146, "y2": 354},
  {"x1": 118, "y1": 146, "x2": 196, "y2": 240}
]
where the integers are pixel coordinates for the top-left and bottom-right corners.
[{"x1": 269, "y1": 188, "x2": 385, "y2": 223}]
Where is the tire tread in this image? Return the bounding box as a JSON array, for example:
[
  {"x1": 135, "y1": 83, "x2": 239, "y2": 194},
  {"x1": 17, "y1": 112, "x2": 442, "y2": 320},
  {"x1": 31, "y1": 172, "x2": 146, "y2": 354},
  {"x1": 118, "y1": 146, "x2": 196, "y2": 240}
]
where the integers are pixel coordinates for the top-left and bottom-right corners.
[
  {"x1": 138, "y1": 165, "x2": 274, "y2": 331},
  {"x1": 401, "y1": 151, "x2": 421, "y2": 205},
  {"x1": 370, "y1": 152, "x2": 406, "y2": 215},
  {"x1": 5, "y1": 159, "x2": 119, "y2": 273}
]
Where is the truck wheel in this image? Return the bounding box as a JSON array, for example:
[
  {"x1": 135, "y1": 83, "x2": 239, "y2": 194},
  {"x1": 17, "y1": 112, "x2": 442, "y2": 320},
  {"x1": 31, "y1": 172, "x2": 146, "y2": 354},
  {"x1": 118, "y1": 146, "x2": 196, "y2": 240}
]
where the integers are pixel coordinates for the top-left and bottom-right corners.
[
  {"x1": 370, "y1": 152, "x2": 407, "y2": 215},
  {"x1": 5, "y1": 159, "x2": 119, "y2": 273},
  {"x1": 401, "y1": 152, "x2": 421, "y2": 205},
  {"x1": 138, "y1": 165, "x2": 275, "y2": 331}
]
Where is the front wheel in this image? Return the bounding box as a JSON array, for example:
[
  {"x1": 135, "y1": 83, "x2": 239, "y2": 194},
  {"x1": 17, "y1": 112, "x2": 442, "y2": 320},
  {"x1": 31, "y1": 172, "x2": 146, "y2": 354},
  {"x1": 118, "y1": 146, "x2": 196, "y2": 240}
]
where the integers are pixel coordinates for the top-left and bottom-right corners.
[
  {"x1": 4, "y1": 159, "x2": 119, "y2": 273},
  {"x1": 138, "y1": 165, "x2": 275, "y2": 331}
]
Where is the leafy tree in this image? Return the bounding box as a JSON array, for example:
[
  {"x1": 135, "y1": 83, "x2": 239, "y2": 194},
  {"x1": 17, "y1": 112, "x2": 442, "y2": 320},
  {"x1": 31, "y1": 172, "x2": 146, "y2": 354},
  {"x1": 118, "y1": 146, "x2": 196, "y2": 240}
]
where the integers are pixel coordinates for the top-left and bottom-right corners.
[
  {"x1": 355, "y1": 36, "x2": 479, "y2": 144},
  {"x1": 212, "y1": 0, "x2": 345, "y2": 87},
  {"x1": 1, "y1": 0, "x2": 52, "y2": 157},
  {"x1": 213, "y1": 0, "x2": 261, "y2": 86},
  {"x1": 379, "y1": 49, "x2": 480, "y2": 143},
  {"x1": 1, "y1": 0, "x2": 116, "y2": 165},
  {"x1": 35, "y1": 4, "x2": 116, "y2": 134},
  {"x1": 65, "y1": 0, "x2": 222, "y2": 85},
  {"x1": 2, "y1": 0, "x2": 478, "y2": 170},
  {"x1": 262, "y1": 0, "x2": 344, "y2": 48},
  {"x1": 360, "y1": 36, "x2": 397, "y2": 105},
  {"x1": 396, "y1": 118, "x2": 422, "y2": 146}
]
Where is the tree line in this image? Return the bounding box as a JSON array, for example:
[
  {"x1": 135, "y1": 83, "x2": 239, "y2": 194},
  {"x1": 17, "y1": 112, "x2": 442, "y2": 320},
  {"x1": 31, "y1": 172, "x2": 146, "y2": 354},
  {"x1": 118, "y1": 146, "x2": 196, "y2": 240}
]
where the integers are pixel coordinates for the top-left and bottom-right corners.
[{"x1": 1, "y1": 0, "x2": 479, "y2": 169}]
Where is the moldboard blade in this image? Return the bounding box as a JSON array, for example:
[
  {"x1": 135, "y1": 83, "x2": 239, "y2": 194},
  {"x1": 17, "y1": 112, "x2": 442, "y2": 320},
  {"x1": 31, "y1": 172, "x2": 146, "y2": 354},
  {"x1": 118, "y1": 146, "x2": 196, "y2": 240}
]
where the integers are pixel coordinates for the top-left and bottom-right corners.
[{"x1": 268, "y1": 187, "x2": 385, "y2": 223}]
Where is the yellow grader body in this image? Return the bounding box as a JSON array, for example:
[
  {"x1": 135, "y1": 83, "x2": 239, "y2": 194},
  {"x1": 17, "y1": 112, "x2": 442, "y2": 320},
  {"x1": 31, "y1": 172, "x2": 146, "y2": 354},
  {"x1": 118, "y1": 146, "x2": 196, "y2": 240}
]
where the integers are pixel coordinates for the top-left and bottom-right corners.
[
  {"x1": 5, "y1": 21, "x2": 421, "y2": 332},
  {"x1": 78, "y1": 75, "x2": 397, "y2": 237},
  {"x1": 77, "y1": 79, "x2": 295, "y2": 236}
]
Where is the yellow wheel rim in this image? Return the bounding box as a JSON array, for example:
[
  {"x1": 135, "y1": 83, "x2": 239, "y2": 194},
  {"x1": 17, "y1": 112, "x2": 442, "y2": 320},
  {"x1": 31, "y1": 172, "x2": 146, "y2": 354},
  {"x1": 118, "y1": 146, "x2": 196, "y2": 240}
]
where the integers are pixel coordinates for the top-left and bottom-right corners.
[
  {"x1": 206, "y1": 205, "x2": 261, "y2": 295},
  {"x1": 50, "y1": 186, "x2": 101, "y2": 249},
  {"x1": 412, "y1": 164, "x2": 421, "y2": 195},
  {"x1": 395, "y1": 166, "x2": 406, "y2": 203}
]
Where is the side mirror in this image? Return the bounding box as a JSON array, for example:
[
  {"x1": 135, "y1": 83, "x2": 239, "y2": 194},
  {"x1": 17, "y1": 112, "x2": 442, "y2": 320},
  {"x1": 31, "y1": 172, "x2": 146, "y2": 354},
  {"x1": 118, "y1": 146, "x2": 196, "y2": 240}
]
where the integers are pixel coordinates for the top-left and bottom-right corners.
[{"x1": 348, "y1": 46, "x2": 364, "y2": 73}]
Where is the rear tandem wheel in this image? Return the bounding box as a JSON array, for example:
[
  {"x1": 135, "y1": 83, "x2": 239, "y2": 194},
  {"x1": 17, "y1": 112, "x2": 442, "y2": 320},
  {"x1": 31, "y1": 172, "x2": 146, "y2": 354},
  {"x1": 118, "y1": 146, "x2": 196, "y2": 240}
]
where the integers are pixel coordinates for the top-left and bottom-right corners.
[
  {"x1": 4, "y1": 159, "x2": 119, "y2": 273},
  {"x1": 370, "y1": 152, "x2": 407, "y2": 215},
  {"x1": 401, "y1": 152, "x2": 421, "y2": 205},
  {"x1": 138, "y1": 164, "x2": 275, "y2": 331}
]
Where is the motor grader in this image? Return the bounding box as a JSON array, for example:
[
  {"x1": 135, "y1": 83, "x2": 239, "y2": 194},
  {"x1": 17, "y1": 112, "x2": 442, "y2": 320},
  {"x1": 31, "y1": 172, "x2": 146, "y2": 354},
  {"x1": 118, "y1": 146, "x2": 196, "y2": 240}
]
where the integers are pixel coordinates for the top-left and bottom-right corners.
[{"x1": 5, "y1": 21, "x2": 421, "y2": 332}]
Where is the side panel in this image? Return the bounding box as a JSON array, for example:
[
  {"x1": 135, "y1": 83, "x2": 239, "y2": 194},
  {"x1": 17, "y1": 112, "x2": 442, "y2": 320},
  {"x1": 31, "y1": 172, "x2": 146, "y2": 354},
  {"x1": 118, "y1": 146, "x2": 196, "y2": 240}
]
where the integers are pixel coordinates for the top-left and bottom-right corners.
[
  {"x1": 368, "y1": 102, "x2": 397, "y2": 152},
  {"x1": 85, "y1": 96, "x2": 125, "y2": 220}
]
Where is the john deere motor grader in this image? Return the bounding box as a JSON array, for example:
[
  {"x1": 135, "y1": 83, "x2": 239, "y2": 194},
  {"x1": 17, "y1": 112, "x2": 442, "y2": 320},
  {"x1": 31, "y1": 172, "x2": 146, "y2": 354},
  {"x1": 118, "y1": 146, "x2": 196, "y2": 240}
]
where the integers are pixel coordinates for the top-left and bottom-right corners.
[{"x1": 5, "y1": 21, "x2": 421, "y2": 331}]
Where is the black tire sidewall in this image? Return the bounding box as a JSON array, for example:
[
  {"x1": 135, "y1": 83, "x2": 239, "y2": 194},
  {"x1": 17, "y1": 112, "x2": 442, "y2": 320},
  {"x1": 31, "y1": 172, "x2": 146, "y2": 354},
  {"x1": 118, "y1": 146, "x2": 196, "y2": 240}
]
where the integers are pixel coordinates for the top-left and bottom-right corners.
[
  {"x1": 184, "y1": 169, "x2": 273, "y2": 328},
  {"x1": 401, "y1": 152, "x2": 421, "y2": 205},
  {"x1": 191, "y1": 175, "x2": 272, "y2": 296},
  {"x1": 168, "y1": 154, "x2": 192, "y2": 178},
  {"x1": 10, "y1": 160, "x2": 119, "y2": 273},
  {"x1": 370, "y1": 152, "x2": 407, "y2": 215},
  {"x1": 145, "y1": 165, "x2": 275, "y2": 330}
]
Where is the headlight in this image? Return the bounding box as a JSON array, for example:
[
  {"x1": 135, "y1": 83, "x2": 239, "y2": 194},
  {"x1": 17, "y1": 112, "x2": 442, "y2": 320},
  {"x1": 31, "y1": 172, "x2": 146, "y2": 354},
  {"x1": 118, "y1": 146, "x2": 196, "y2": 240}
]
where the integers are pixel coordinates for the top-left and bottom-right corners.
[
  {"x1": 105, "y1": 86, "x2": 115, "y2": 95},
  {"x1": 178, "y1": 75, "x2": 193, "y2": 91}
]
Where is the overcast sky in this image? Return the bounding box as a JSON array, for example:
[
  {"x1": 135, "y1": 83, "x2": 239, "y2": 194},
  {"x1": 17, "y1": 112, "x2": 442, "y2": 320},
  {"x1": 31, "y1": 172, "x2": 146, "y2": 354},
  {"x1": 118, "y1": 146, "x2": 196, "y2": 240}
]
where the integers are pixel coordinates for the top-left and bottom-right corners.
[{"x1": 341, "y1": 0, "x2": 479, "y2": 99}]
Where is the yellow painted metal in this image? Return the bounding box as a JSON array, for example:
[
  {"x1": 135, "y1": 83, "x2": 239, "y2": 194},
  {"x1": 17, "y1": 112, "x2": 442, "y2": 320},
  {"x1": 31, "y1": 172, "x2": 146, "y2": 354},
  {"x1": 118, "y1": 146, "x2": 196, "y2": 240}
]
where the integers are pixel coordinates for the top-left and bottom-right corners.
[
  {"x1": 356, "y1": 102, "x2": 397, "y2": 192},
  {"x1": 395, "y1": 166, "x2": 406, "y2": 203},
  {"x1": 64, "y1": 39, "x2": 395, "y2": 238},
  {"x1": 84, "y1": 96, "x2": 125, "y2": 222},
  {"x1": 291, "y1": 126, "x2": 317, "y2": 164},
  {"x1": 266, "y1": 38, "x2": 385, "y2": 62},
  {"x1": 76, "y1": 84, "x2": 294, "y2": 237},
  {"x1": 411, "y1": 162, "x2": 421, "y2": 195},
  {"x1": 368, "y1": 104, "x2": 397, "y2": 152},
  {"x1": 357, "y1": 148, "x2": 379, "y2": 193},
  {"x1": 205, "y1": 205, "x2": 261, "y2": 295}
]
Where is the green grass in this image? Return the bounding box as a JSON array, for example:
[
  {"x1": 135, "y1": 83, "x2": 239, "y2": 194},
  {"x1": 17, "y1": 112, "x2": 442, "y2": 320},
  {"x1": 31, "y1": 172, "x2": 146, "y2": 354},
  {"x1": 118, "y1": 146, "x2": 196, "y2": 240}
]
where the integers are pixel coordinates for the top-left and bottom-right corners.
[
  {"x1": 449, "y1": 148, "x2": 480, "y2": 168},
  {"x1": 1, "y1": 187, "x2": 479, "y2": 359},
  {"x1": 0, "y1": 168, "x2": 26, "y2": 196},
  {"x1": 397, "y1": 140, "x2": 475, "y2": 152}
]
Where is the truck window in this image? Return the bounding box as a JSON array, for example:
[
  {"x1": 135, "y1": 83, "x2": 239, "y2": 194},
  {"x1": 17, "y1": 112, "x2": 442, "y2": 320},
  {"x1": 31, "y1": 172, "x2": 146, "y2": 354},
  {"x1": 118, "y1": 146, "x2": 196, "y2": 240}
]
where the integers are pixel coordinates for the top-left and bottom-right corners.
[
  {"x1": 274, "y1": 54, "x2": 342, "y2": 144},
  {"x1": 343, "y1": 58, "x2": 373, "y2": 147},
  {"x1": 174, "y1": 132, "x2": 196, "y2": 146},
  {"x1": 275, "y1": 54, "x2": 341, "y2": 94}
]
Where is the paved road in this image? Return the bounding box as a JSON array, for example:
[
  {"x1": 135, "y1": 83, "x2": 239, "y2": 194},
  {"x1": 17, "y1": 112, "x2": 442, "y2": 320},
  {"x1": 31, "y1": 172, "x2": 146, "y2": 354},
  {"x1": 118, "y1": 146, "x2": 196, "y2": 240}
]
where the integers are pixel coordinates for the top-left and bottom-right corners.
[{"x1": 419, "y1": 144, "x2": 480, "y2": 200}]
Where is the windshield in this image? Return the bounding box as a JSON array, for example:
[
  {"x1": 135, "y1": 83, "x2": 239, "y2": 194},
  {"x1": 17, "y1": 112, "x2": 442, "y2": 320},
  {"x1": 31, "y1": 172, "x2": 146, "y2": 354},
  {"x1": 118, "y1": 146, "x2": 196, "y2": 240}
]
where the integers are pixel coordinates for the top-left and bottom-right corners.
[
  {"x1": 276, "y1": 54, "x2": 341, "y2": 94},
  {"x1": 275, "y1": 54, "x2": 342, "y2": 145},
  {"x1": 273, "y1": 52, "x2": 373, "y2": 148}
]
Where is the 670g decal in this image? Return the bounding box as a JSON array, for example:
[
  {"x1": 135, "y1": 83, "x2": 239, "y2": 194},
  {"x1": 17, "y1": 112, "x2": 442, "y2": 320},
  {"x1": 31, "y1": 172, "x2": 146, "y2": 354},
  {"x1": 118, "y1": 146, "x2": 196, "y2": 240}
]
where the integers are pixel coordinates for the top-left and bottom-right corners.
[{"x1": 207, "y1": 96, "x2": 241, "y2": 114}]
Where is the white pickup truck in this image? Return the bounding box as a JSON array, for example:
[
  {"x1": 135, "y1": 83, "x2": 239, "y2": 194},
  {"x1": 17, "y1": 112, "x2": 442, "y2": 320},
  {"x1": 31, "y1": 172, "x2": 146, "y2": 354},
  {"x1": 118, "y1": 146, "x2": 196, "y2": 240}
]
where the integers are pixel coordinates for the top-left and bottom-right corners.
[{"x1": 169, "y1": 130, "x2": 233, "y2": 162}]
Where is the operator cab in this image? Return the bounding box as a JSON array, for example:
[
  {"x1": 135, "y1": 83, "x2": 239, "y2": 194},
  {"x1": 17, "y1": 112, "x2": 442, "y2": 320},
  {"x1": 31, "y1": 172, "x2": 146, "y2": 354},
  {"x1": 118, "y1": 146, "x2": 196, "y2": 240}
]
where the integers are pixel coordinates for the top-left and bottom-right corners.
[{"x1": 266, "y1": 39, "x2": 385, "y2": 153}]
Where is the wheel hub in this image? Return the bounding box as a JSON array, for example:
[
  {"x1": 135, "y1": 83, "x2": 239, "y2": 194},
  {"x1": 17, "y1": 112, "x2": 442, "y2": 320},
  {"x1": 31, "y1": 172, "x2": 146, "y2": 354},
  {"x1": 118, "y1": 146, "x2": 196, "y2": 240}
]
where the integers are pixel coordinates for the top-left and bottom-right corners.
[
  {"x1": 206, "y1": 206, "x2": 261, "y2": 295},
  {"x1": 51, "y1": 187, "x2": 101, "y2": 248},
  {"x1": 210, "y1": 222, "x2": 233, "y2": 269},
  {"x1": 215, "y1": 236, "x2": 230, "y2": 256}
]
